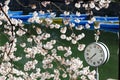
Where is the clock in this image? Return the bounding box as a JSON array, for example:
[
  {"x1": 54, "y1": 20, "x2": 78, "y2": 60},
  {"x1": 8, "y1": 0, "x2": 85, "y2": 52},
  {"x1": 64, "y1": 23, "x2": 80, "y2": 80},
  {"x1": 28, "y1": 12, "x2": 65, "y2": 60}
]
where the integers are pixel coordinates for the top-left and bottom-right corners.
[{"x1": 84, "y1": 42, "x2": 110, "y2": 67}]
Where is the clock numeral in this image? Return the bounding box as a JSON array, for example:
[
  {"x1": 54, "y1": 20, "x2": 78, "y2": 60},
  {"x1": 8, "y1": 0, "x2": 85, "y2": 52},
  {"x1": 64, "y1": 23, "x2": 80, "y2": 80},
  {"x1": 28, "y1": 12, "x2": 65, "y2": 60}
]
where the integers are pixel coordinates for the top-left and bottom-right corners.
[
  {"x1": 97, "y1": 45, "x2": 100, "y2": 49},
  {"x1": 86, "y1": 49, "x2": 90, "y2": 52},
  {"x1": 100, "y1": 58, "x2": 103, "y2": 61},
  {"x1": 99, "y1": 50, "x2": 103, "y2": 53},
  {"x1": 87, "y1": 57, "x2": 89, "y2": 59},
  {"x1": 93, "y1": 62, "x2": 96, "y2": 65},
  {"x1": 89, "y1": 60, "x2": 92, "y2": 63},
  {"x1": 86, "y1": 53, "x2": 89, "y2": 56},
  {"x1": 101, "y1": 54, "x2": 103, "y2": 57},
  {"x1": 97, "y1": 61, "x2": 100, "y2": 64}
]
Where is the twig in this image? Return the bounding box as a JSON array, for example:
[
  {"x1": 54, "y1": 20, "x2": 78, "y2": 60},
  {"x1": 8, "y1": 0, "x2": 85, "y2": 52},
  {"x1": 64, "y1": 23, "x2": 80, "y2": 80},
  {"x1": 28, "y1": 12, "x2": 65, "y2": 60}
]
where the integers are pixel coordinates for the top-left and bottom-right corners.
[
  {"x1": 0, "y1": 5, "x2": 14, "y2": 36},
  {"x1": 51, "y1": 2, "x2": 64, "y2": 13},
  {"x1": 16, "y1": 0, "x2": 30, "y2": 8}
]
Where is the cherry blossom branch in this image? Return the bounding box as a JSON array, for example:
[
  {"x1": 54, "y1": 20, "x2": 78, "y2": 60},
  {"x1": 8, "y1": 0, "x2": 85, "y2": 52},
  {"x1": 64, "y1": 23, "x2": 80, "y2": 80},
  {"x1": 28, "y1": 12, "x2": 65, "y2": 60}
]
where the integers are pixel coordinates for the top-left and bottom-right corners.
[
  {"x1": 0, "y1": 5, "x2": 14, "y2": 36},
  {"x1": 16, "y1": 0, "x2": 30, "y2": 8},
  {"x1": 51, "y1": 2, "x2": 64, "y2": 13}
]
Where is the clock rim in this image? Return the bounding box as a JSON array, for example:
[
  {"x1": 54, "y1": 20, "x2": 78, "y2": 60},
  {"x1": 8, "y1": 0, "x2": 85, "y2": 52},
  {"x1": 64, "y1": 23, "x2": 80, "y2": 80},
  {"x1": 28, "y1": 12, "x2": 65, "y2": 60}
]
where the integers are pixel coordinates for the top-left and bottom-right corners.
[
  {"x1": 84, "y1": 42, "x2": 110, "y2": 67},
  {"x1": 96, "y1": 42, "x2": 108, "y2": 65},
  {"x1": 99, "y1": 42, "x2": 110, "y2": 64}
]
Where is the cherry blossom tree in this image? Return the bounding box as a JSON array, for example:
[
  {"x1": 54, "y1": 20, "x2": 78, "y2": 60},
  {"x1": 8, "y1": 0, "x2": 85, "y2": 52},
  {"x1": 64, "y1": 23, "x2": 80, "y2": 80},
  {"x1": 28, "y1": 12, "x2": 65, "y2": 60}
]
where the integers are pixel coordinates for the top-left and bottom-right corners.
[{"x1": 0, "y1": 0, "x2": 111, "y2": 80}]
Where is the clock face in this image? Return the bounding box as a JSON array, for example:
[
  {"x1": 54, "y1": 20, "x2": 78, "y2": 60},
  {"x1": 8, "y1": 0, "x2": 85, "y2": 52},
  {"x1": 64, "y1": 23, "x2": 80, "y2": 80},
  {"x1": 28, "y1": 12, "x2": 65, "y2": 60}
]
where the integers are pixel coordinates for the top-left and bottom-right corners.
[{"x1": 84, "y1": 42, "x2": 110, "y2": 67}]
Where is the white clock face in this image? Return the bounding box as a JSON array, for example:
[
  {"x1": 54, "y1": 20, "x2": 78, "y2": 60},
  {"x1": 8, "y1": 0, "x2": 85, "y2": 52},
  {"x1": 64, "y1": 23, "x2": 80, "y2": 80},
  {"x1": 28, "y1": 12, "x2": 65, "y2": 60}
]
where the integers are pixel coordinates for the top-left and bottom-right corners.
[{"x1": 84, "y1": 42, "x2": 110, "y2": 67}]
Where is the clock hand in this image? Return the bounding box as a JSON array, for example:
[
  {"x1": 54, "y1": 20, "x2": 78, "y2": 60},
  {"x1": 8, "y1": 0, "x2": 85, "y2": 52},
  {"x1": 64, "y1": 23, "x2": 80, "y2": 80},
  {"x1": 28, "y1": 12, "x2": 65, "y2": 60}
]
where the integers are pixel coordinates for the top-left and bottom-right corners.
[{"x1": 89, "y1": 53, "x2": 97, "y2": 60}]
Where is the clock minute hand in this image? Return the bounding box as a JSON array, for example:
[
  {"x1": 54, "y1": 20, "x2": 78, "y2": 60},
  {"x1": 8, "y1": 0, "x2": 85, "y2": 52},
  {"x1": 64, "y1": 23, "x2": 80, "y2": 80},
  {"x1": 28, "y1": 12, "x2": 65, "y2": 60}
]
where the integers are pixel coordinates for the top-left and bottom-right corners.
[{"x1": 89, "y1": 53, "x2": 96, "y2": 60}]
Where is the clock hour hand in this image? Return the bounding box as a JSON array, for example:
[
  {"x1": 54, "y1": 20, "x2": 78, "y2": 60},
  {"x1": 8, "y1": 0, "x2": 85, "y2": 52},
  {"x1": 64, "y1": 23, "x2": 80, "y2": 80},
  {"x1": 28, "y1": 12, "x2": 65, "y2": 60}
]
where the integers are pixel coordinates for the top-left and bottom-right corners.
[{"x1": 89, "y1": 53, "x2": 96, "y2": 60}]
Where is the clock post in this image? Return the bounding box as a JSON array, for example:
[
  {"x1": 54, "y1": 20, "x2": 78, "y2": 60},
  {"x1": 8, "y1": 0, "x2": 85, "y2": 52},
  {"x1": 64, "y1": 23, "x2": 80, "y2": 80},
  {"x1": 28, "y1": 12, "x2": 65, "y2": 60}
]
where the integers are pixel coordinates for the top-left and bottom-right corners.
[{"x1": 96, "y1": 67, "x2": 99, "y2": 80}]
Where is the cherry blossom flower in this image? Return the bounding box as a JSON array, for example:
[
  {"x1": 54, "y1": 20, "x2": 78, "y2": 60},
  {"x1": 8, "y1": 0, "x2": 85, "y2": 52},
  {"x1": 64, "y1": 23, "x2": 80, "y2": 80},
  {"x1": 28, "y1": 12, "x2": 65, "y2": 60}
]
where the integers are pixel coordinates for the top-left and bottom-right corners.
[
  {"x1": 27, "y1": 37, "x2": 33, "y2": 42},
  {"x1": 0, "y1": 21, "x2": 2, "y2": 25},
  {"x1": 57, "y1": 46, "x2": 64, "y2": 51},
  {"x1": 36, "y1": 27, "x2": 42, "y2": 34},
  {"x1": 0, "y1": 62, "x2": 12, "y2": 76},
  {"x1": 43, "y1": 42, "x2": 53, "y2": 50},
  {"x1": 24, "y1": 60, "x2": 38, "y2": 71},
  {"x1": 75, "y1": 25, "x2": 84, "y2": 30},
  {"x1": 65, "y1": 0, "x2": 70, "y2": 5},
  {"x1": 64, "y1": 11, "x2": 70, "y2": 16},
  {"x1": 55, "y1": 24, "x2": 61, "y2": 29},
  {"x1": 62, "y1": 73, "x2": 67, "y2": 78},
  {"x1": 41, "y1": 1, "x2": 50, "y2": 7},
  {"x1": 85, "y1": 23, "x2": 91, "y2": 29},
  {"x1": 69, "y1": 22, "x2": 75, "y2": 28},
  {"x1": 16, "y1": 29, "x2": 26, "y2": 36},
  {"x1": 50, "y1": 24, "x2": 55, "y2": 29},
  {"x1": 75, "y1": 2, "x2": 81, "y2": 8},
  {"x1": 0, "y1": 76, "x2": 6, "y2": 80},
  {"x1": 78, "y1": 44, "x2": 86, "y2": 51},
  {"x1": 71, "y1": 39, "x2": 77, "y2": 44},
  {"x1": 63, "y1": 18, "x2": 70, "y2": 25},
  {"x1": 50, "y1": 12, "x2": 56, "y2": 18},
  {"x1": 76, "y1": 11, "x2": 81, "y2": 16},
  {"x1": 66, "y1": 36, "x2": 72, "y2": 41},
  {"x1": 89, "y1": 2, "x2": 95, "y2": 9},
  {"x1": 45, "y1": 18, "x2": 53, "y2": 25},
  {"x1": 60, "y1": 27, "x2": 67, "y2": 33},
  {"x1": 31, "y1": 4, "x2": 37, "y2": 9},
  {"x1": 60, "y1": 34, "x2": 66, "y2": 39},
  {"x1": 74, "y1": 18, "x2": 81, "y2": 23},
  {"x1": 39, "y1": 10, "x2": 45, "y2": 15},
  {"x1": 51, "y1": 40, "x2": 56, "y2": 44}
]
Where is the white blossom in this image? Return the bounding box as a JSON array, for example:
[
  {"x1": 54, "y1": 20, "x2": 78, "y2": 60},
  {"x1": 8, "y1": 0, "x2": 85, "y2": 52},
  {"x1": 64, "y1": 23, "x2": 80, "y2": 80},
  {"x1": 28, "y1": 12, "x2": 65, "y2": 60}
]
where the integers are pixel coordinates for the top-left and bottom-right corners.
[
  {"x1": 75, "y1": 25, "x2": 84, "y2": 30},
  {"x1": 0, "y1": 21, "x2": 2, "y2": 25},
  {"x1": 76, "y1": 11, "x2": 81, "y2": 16},
  {"x1": 57, "y1": 46, "x2": 64, "y2": 51},
  {"x1": 55, "y1": 24, "x2": 61, "y2": 29},
  {"x1": 75, "y1": 2, "x2": 81, "y2": 8},
  {"x1": 64, "y1": 11, "x2": 70, "y2": 16},
  {"x1": 0, "y1": 76, "x2": 6, "y2": 80},
  {"x1": 45, "y1": 33, "x2": 51, "y2": 38},
  {"x1": 27, "y1": 38, "x2": 33, "y2": 42},
  {"x1": 41, "y1": 1, "x2": 50, "y2": 7},
  {"x1": 45, "y1": 18, "x2": 53, "y2": 25},
  {"x1": 85, "y1": 23, "x2": 90, "y2": 29},
  {"x1": 66, "y1": 36, "x2": 72, "y2": 41},
  {"x1": 74, "y1": 18, "x2": 80, "y2": 23},
  {"x1": 95, "y1": 7, "x2": 100, "y2": 11},
  {"x1": 43, "y1": 42, "x2": 53, "y2": 50},
  {"x1": 63, "y1": 19, "x2": 70, "y2": 25},
  {"x1": 51, "y1": 40, "x2": 56, "y2": 44},
  {"x1": 78, "y1": 44, "x2": 86, "y2": 51},
  {"x1": 50, "y1": 12, "x2": 56, "y2": 18},
  {"x1": 0, "y1": 62, "x2": 12, "y2": 75},
  {"x1": 60, "y1": 27, "x2": 67, "y2": 33},
  {"x1": 24, "y1": 60, "x2": 38, "y2": 71},
  {"x1": 31, "y1": 4, "x2": 37, "y2": 9},
  {"x1": 69, "y1": 23, "x2": 75, "y2": 28},
  {"x1": 64, "y1": 50, "x2": 72, "y2": 57},
  {"x1": 36, "y1": 27, "x2": 42, "y2": 34},
  {"x1": 62, "y1": 73, "x2": 67, "y2": 78},
  {"x1": 89, "y1": 2, "x2": 95, "y2": 9},
  {"x1": 60, "y1": 34, "x2": 66, "y2": 39},
  {"x1": 16, "y1": 29, "x2": 26, "y2": 36},
  {"x1": 20, "y1": 43, "x2": 26, "y2": 47},
  {"x1": 50, "y1": 24, "x2": 55, "y2": 29},
  {"x1": 71, "y1": 39, "x2": 77, "y2": 44}
]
